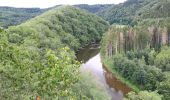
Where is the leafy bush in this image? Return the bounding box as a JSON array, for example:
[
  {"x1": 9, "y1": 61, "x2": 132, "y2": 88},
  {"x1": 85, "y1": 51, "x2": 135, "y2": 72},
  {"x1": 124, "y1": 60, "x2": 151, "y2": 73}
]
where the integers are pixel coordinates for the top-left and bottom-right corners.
[
  {"x1": 155, "y1": 47, "x2": 170, "y2": 71},
  {"x1": 124, "y1": 91, "x2": 162, "y2": 100}
]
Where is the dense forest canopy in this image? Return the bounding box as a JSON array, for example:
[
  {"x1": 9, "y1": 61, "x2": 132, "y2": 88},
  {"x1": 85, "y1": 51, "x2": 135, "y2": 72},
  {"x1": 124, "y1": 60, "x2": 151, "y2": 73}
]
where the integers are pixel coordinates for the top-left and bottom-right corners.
[
  {"x1": 74, "y1": 4, "x2": 112, "y2": 13},
  {"x1": 0, "y1": 4, "x2": 111, "y2": 28},
  {"x1": 101, "y1": 22, "x2": 170, "y2": 100},
  {"x1": 0, "y1": 0, "x2": 170, "y2": 99},
  {"x1": 0, "y1": 7, "x2": 45, "y2": 28},
  {"x1": 99, "y1": 1, "x2": 170, "y2": 100},
  {"x1": 96, "y1": 0, "x2": 170, "y2": 25},
  {"x1": 0, "y1": 5, "x2": 109, "y2": 99},
  {"x1": 2, "y1": 0, "x2": 170, "y2": 27}
]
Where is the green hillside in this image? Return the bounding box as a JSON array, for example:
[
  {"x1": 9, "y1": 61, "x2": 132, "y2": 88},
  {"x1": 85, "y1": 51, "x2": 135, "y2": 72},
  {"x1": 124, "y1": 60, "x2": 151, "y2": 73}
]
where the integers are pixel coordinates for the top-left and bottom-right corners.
[
  {"x1": 0, "y1": 4, "x2": 111, "y2": 28},
  {"x1": 0, "y1": 5, "x2": 109, "y2": 99},
  {"x1": 96, "y1": 0, "x2": 170, "y2": 25},
  {"x1": 0, "y1": 7, "x2": 45, "y2": 28},
  {"x1": 96, "y1": 0, "x2": 148, "y2": 25},
  {"x1": 101, "y1": 18, "x2": 170, "y2": 100},
  {"x1": 2, "y1": 0, "x2": 170, "y2": 27},
  {"x1": 75, "y1": 4, "x2": 112, "y2": 13},
  {"x1": 99, "y1": 2, "x2": 170, "y2": 100},
  {"x1": 137, "y1": 0, "x2": 170, "y2": 19},
  {"x1": 1, "y1": 0, "x2": 170, "y2": 99}
]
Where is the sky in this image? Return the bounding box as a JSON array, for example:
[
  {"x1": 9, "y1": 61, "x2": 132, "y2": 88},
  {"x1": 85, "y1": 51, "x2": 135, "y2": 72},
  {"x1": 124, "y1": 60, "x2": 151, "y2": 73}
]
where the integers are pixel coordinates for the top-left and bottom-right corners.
[{"x1": 0, "y1": 0, "x2": 127, "y2": 8}]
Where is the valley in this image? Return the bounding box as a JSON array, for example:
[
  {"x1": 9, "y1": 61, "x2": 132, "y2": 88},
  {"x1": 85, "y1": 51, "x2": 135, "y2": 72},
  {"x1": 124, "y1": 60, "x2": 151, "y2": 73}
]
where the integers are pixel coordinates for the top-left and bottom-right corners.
[{"x1": 0, "y1": 0, "x2": 170, "y2": 100}]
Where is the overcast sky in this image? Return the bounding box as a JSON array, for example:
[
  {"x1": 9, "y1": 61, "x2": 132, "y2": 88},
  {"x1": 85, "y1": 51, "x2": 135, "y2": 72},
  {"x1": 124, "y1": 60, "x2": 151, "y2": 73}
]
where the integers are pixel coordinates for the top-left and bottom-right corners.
[{"x1": 0, "y1": 0, "x2": 127, "y2": 8}]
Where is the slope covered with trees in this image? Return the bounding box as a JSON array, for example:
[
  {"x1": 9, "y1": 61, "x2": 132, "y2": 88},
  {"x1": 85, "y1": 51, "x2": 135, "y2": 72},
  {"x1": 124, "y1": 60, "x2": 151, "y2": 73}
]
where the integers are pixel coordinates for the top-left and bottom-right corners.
[
  {"x1": 0, "y1": 4, "x2": 111, "y2": 28},
  {"x1": 2, "y1": 0, "x2": 170, "y2": 28},
  {"x1": 96, "y1": 0, "x2": 170, "y2": 25},
  {"x1": 75, "y1": 4, "x2": 112, "y2": 13},
  {"x1": 137, "y1": 0, "x2": 170, "y2": 19},
  {"x1": 96, "y1": 0, "x2": 142, "y2": 25},
  {"x1": 99, "y1": 1, "x2": 170, "y2": 100},
  {"x1": 0, "y1": 5, "x2": 109, "y2": 99},
  {"x1": 1, "y1": 0, "x2": 170, "y2": 99},
  {"x1": 101, "y1": 21, "x2": 170, "y2": 99},
  {"x1": 0, "y1": 7, "x2": 45, "y2": 28}
]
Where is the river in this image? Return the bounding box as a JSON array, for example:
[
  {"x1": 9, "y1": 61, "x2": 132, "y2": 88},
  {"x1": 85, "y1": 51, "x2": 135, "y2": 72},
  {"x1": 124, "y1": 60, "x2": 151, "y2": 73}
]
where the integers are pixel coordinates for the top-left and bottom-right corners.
[{"x1": 76, "y1": 44, "x2": 132, "y2": 100}]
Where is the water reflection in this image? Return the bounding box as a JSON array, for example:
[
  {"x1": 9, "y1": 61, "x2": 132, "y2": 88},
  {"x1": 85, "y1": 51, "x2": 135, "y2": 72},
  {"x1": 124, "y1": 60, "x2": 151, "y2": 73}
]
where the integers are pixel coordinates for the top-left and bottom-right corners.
[
  {"x1": 76, "y1": 44, "x2": 99, "y2": 62},
  {"x1": 104, "y1": 66, "x2": 132, "y2": 95},
  {"x1": 76, "y1": 44, "x2": 132, "y2": 100}
]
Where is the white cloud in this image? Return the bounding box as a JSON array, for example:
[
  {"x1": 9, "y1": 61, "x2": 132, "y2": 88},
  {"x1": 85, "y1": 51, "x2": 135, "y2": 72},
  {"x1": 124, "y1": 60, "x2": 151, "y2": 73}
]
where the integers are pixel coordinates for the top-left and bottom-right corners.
[{"x1": 0, "y1": 0, "x2": 126, "y2": 8}]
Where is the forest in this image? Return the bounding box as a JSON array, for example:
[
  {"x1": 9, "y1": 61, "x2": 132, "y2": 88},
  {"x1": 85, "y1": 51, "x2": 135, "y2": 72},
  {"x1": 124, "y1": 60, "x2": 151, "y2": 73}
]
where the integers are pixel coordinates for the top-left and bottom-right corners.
[
  {"x1": 0, "y1": 7, "x2": 45, "y2": 28},
  {"x1": 0, "y1": 5, "x2": 109, "y2": 99},
  {"x1": 101, "y1": 19, "x2": 170, "y2": 100},
  {"x1": 0, "y1": 0, "x2": 170, "y2": 100},
  {"x1": 0, "y1": 4, "x2": 110, "y2": 28},
  {"x1": 99, "y1": 0, "x2": 170, "y2": 100}
]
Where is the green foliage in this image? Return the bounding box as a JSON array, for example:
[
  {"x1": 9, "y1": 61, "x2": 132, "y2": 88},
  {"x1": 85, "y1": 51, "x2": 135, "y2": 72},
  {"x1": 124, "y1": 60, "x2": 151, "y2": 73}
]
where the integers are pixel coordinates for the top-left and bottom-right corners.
[
  {"x1": 6, "y1": 6, "x2": 108, "y2": 50},
  {"x1": 2, "y1": 0, "x2": 170, "y2": 27},
  {"x1": 95, "y1": 0, "x2": 170, "y2": 25},
  {"x1": 101, "y1": 24, "x2": 170, "y2": 100},
  {"x1": 0, "y1": 28, "x2": 3, "y2": 32},
  {"x1": 0, "y1": 7, "x2": 45, "y2": 28},
  {"x1": 138, "y1": 0, "x2": 170, "y2": 19},
  {"x1": 72, "y1": 71, "x2": 111, "y2": 100},
  {"x1": 124, "y1": 91, "x2": 162, "y2": 100},
  {"x1": 75, "y1": 4, "x2": 112, "y2": 13},
  {"x1": 0, "y1": 5, "x2": 109, "y2": 99},
  {"x1": 155, "y1": 47, "x2": 170, "y2": 71},
  {"x1": 96, "y1": 0, "x2": 147, "y2": 25},
  {"x1": 112, "y1": 53, "x2": 164, "y2": 90},
  {"x1": 0, "y1": 4, "x2": 111, "y2": 28},
  {"x1": 157, "y1": 72, "x2": 170, "y2": 100},
  {"x1": 0, "y1": 37, "x2": 80, "y2": 99}
]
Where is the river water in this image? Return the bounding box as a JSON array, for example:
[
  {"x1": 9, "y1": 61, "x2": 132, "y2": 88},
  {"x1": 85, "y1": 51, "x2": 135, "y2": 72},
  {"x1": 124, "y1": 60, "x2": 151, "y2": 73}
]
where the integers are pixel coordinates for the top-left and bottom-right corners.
[{"x1": 76, "y1": 44, "x2": 132, "y2": 100}]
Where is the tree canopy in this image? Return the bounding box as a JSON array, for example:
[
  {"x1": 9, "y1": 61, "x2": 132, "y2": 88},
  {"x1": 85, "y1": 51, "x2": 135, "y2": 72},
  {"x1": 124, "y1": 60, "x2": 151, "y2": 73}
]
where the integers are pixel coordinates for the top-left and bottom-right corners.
[{"x1": 0, "y1": 5, "x2": 109, "y2": 99}]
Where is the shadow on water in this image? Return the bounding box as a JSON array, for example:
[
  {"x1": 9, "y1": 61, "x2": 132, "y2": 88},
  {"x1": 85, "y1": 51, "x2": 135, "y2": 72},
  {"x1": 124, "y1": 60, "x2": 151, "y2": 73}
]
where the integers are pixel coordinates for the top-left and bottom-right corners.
[
  {"x1": 76, "y1": 44, "x2": 132, "y2": 100},
  {"x1": 103, "y1": 66, "x2": 132, "y2": 95},
  {"x1": 76, "y1": 44, "x2": 100, "y2": 62}
]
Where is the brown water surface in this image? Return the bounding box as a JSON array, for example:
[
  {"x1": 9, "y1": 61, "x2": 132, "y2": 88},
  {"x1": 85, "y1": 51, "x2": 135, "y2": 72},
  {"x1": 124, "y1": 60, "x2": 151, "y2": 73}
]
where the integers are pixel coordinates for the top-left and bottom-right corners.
[{"x1": 76, "y1": 44, "x2": 132, "y2": 100}]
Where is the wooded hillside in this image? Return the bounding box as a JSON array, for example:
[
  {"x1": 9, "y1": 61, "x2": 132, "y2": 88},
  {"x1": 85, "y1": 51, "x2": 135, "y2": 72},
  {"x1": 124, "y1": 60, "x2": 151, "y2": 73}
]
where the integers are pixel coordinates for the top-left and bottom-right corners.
[{"x1": 0, "y1": 5, "x2": 109, "y2": 99}]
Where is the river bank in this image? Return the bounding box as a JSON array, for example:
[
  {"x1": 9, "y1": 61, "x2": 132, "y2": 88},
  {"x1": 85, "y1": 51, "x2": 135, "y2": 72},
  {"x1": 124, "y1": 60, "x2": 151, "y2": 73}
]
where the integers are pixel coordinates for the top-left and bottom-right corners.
[
  {"x1": 76, "y1": 44, "x2": 134, "y2": 100},
  {"x1": 101, "y1": 57, "x2": 141, "y2": 93}
]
